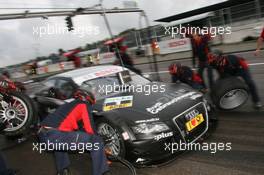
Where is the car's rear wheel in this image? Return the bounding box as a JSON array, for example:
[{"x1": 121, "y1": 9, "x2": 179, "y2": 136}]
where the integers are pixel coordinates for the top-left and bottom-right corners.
[
  {"x1": 211, "y1": 77, "x2": 249, "y2": 110},
  {"x1": 96, "y1": 118, "x2": 125, "y2": 159}
]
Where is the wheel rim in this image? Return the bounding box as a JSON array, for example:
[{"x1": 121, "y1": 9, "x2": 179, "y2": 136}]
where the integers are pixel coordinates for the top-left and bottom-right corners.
[
  {"x1": 97, "y1": 123, "x2": 121, "y2": 157},
  {"x1": 0, "y1": 96, "x2": 29, "y2": 132},
  {"x1": 219, "y1": 89, "x2": 248, "y2": 110}
]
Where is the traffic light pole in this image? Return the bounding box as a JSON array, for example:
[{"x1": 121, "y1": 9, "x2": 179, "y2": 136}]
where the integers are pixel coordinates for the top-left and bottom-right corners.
[
  {"x1": 140, "y1": 11, "x2": 161, "y2": 81},
  {"x1": 98, "y1": 0, "x2": 125, "y2": 68},
  {"x1": 65, "y1": 16, "x2": 74, "y2": 31},
  {"x1": 0, "y1": 8, "x2": 143, "y2": 20}
]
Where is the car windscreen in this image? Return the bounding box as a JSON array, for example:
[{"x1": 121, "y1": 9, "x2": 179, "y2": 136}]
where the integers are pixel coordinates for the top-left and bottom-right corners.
[
  {"x1": 81, "y1": 75, "x2": 121, "y2": 99},
  {"x1": 80, "y1": 71, "x2": 150, "y2": 99},
  {"x1": 128, "y1": 72, "x2": 150, "y2": 86}
]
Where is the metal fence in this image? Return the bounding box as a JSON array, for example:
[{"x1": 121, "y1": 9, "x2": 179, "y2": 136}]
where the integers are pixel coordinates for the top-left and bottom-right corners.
[
  {"x1": 209, "y1": 1, "x2": 264, "y2": 26},
  {"x1": 99, "y1": 1, "x2": 264, "y2": 53}
]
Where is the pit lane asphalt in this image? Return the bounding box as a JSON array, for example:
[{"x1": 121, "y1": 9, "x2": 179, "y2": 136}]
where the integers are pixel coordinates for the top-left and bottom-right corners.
[{"x1": 1, "y1": 51, "x2": 264, "y2": 175}]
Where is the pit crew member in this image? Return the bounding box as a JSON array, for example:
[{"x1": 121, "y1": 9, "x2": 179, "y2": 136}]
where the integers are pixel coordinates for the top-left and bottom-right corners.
[
  {"x1": 208, "y1": 52, "x2": 262, "y2": 109},
  {"x1": 191, "y1": 33, "x2": 214, "y2": 89},
  {"x1": 0, "y1": 124, "x2": 17, "y2": 175},
  {"x1": 255, "y1": 27, "x2": 264, "y2": 56},
  {"x1": 168, "y1": 63, "x2": 205, "y2": 91},
  {"x1": 110, "y1": 42, "x2": 142, "y2": 75},
  {"x1": 38, "y1": 89, "x2": 109, "y2": 175}
]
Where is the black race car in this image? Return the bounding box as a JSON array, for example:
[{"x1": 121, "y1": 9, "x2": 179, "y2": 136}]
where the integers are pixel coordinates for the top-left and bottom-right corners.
[{"x1": 30, "y1": 65, "x2": 216, "y2": 166}]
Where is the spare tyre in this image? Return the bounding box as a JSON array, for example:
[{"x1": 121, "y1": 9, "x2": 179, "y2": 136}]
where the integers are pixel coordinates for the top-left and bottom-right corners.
[{"x1": 211, "y1": 77, "x2": 249, "y2": 110}]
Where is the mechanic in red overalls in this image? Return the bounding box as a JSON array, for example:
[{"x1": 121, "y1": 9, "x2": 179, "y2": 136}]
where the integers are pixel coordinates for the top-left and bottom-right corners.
[
  {"x1": 38, "y1": 89, "x2": 109, "y2": 175},
  {"x1": 168, "y1": 63, "x2": 205, "y2": 91},
  {"x1": 106, "y1": 37, "x2": 142, "y2": 75},
  {"x1": 208, "y1": 51, "x2": 262, "y2": 109},
  {"x1": 255, "y1": 27, "x2": 264, "y2": 56},
  {"x1": 63, "y1": 49, "x2": 81, "y2": 68},
  {"x1": 191, "y1": 33, "x2": 214, "y2": 89},
  {"x1": 1, "y1": 71, "x2": 25, "y2": 92}
]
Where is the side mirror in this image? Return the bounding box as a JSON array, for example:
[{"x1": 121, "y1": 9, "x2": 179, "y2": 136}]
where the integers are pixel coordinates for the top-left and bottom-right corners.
[
  {"x1": 143, "y1": 74, "x2": 150, "y2": 79},
  {"x1": 120, "y1": 70, "x2": 132, "y2": 83}
]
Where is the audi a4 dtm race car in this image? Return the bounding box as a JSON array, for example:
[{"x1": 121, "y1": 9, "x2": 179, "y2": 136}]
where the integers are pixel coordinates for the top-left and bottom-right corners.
[{"x1": 29, "y1": 65, "x2": 216, "y2": 166}]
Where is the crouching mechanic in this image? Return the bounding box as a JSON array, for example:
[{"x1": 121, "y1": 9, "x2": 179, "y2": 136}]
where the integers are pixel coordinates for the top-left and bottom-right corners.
[
  {"x1": 38, "y1": 89, "x2": 109, "y2": 175},
  {"x1": 208, "y1": 51, "x2": 262, "y2": 109},
  {"x1": 168, "y1": 63, "x2": 205, "y2": 91}
]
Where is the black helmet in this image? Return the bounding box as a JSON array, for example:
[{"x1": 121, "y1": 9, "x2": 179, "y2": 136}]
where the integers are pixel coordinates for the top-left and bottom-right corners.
[
  {"x1": 168, "y1": 63, "x2": 182, "y2": 74},
  {"x1": 73, "y1": 88, "x2": 96, "y2": 105},
  {"x1": 208, "y1": 52, "x2": 226, "y2": 67}
]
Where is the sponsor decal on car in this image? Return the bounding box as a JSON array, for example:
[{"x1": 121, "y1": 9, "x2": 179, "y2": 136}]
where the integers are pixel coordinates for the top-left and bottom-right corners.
[
  {"x1": 103, "y1": 95, "x2": 133, "y2": 111},
  {"x1": 185, "y1": 114, "x2": 204, "y2": 132},
  {"x1": 74, "y1": 67, "x2": 123, "y2": 83},
  {"x1": 154, "y1": 132, "x2": 173, "y2": 141},
  {"x1": 184, "y1": 109, "x2": 204, "y2": 131},
  {"x1": 95, "y1": 67, "x2": 123, "y2": 77},
  {"x1": 135, "y1": 118, "x2": 160, "y2": 124},
  {"x1": 136, "y1": 158, "x2": 146, "y2": 163},
  {"x1": 122, "y1": 132, "x2": 130, "y2": 140},
  {"x1": 146, "y1": 91, "x2": 202, "y2": 114}
]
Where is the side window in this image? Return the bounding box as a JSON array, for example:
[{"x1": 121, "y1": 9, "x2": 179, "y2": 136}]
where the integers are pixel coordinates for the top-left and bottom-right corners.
[
  {"x1": 43, "y1": 79, "x2": 56, "y2": 88},
  {"x1": 56, "y1": 79, "x2": 75, "y2": 99}
]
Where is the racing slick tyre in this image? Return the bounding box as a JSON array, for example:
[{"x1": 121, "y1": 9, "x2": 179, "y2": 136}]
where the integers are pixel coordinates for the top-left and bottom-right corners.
[
  {"x1": 96, "y1": 118, "x2": 126, "y2": 159},
  {"x1": 211, "y1": 77, "x2": 249, "y2": 111},
  {"x1": 0, "y1": 91, "x2": 36, "y2": 137}
]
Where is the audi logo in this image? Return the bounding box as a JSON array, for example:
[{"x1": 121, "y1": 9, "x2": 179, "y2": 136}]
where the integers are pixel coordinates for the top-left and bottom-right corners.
[{"x1": 185, "y1": 109, "x2": 199, "y2": 120}]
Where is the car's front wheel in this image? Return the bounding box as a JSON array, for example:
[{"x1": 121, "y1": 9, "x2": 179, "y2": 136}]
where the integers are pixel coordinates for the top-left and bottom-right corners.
[{"x1": 96, "y1": 118, "x2": 126, "y2": 159}]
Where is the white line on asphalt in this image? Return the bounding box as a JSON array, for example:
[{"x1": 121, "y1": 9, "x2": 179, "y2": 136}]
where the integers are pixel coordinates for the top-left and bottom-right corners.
[
  {"x1": 248, "y1": 62, "x2": 264, "y2": 66},
  {"x1": 143, "y1": 62, "x2": 264, "y2": 75}
]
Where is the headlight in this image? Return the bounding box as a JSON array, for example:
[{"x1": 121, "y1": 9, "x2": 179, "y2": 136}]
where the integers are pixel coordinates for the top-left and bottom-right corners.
[{"x1": 132, "y1": 122, "x2": 169, "y2": 134}]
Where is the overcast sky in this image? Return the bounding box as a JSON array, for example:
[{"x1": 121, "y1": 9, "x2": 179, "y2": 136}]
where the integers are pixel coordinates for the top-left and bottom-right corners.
[{"x1": 0, "y1": 0, "x2": 226, "y2": 68}]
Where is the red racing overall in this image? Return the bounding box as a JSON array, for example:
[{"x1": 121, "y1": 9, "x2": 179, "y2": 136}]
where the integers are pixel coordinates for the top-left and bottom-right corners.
[
  {"x1": 39, "y1": 99, "x2": 109, "y2": 175},
  {"x1": 214, "y1": 55, "x2": 261, "y2": 104},
  {"x1": 192, "y1": 34, "x2": 214, "y2": 88}
]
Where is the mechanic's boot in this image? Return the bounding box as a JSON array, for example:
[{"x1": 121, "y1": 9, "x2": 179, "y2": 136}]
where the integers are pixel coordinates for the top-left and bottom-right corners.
[
  {"x1": 103, "y1": 171, "x2": 112, "y2": 175},
  {"x1": 6, "y1": 169, "x2": 19, "y2": 175},
  {"x1": 254, "y1": 102, "x2": 263, "y2": 109},
  {"x1": 57, "y1": 168, "x2": 71, "y2": 175}
]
